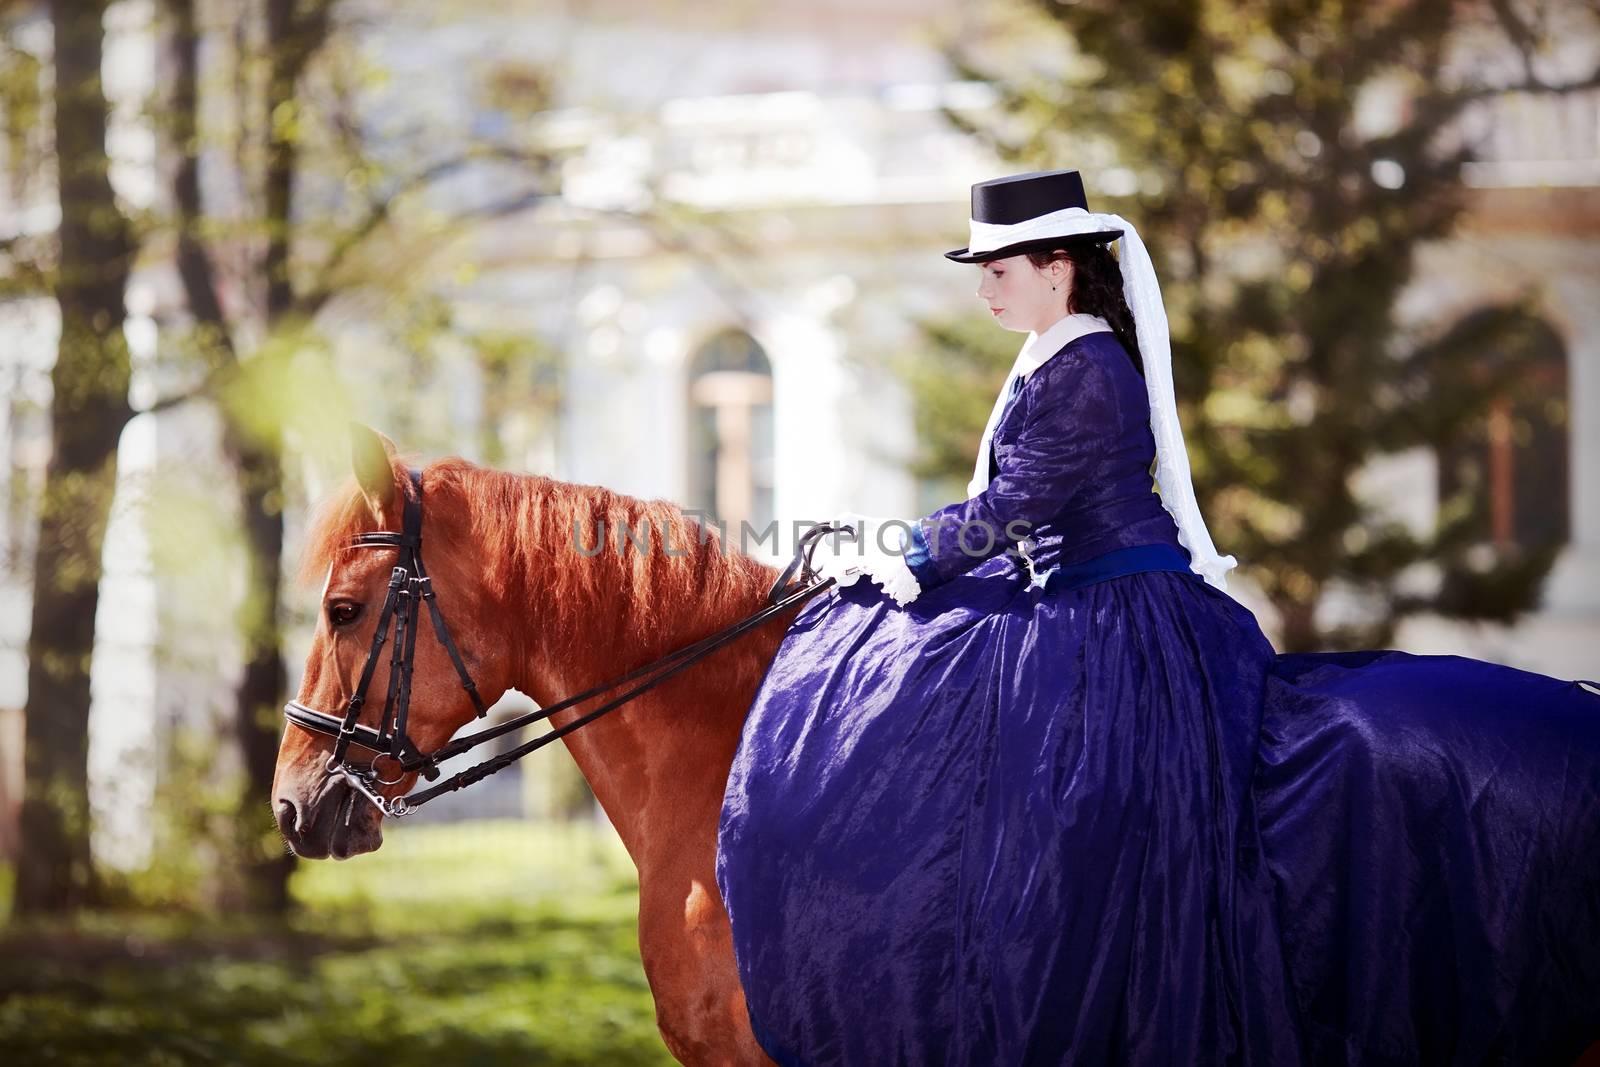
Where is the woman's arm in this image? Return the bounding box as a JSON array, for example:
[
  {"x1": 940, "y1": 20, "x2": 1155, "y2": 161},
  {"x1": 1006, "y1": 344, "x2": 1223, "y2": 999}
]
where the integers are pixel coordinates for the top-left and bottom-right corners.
[{"x1": 906, "y1": 351, "x2": 1118, "y2": 590}]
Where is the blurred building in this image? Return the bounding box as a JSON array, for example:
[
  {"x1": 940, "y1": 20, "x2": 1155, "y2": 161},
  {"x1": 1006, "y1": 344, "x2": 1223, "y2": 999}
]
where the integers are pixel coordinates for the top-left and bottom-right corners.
[
  {"x1": 392, "y1": 0, "x2": 1600, "y2": 676},
  {"x1": 1347, "y1": 85, "x2": 1600, "y2": 677},
  {"x1": 395, "y1": 0, "x2": 997, "y2": 544}
]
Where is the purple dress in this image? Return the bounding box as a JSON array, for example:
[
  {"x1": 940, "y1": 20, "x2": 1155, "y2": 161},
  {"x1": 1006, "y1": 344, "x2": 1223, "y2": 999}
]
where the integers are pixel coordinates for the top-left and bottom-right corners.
[{"x1": 715, "y1": 330, "x2": 1600, "y2": 1065}]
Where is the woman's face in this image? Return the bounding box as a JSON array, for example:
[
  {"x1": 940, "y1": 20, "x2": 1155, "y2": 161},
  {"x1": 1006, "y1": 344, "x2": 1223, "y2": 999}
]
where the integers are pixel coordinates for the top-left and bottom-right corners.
[{"x1": 974, "y1": 254, "x2": 1072, "y2": 335}]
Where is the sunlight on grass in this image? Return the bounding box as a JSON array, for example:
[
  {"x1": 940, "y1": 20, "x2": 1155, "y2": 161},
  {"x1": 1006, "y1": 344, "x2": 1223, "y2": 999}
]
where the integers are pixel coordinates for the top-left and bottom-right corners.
[
  {"x1": 0, "y1": 820, "x2": 675, "y2": 1066},
  {"x1": 293, "y1": 818, "x2": 639, "y2": 923}
]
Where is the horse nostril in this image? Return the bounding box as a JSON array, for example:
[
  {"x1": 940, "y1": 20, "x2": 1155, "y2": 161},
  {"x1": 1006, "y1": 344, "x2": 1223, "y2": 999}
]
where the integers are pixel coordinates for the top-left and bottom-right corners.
[{"x1": 278, "y1": 798, "x2": 300, "y2": 835}]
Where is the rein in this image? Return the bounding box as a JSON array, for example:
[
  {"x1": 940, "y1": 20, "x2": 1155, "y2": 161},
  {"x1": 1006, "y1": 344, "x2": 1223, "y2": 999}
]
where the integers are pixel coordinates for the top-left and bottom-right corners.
[{"x1": 283, "y1": 468, "x2": 837, "y2": 819}]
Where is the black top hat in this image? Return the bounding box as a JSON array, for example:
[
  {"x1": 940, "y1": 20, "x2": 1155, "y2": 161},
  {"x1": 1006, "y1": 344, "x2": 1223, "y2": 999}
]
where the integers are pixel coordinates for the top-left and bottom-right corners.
[{"x1": 945, "y1": 169, "x2": 1123, "y2": 263}]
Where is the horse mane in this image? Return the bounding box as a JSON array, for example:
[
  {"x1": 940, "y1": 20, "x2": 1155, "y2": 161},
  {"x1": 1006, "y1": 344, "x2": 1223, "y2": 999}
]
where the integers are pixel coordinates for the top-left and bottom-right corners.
[{"x1": 295, "y1": 453, "x2": 780, "y2": 660}]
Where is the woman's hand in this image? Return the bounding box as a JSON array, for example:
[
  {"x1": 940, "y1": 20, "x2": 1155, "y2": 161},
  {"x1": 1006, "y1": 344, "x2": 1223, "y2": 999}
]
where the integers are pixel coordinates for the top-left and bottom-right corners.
[{"x1": 809, "y1": 512, "x2": 922, "y2": 606}]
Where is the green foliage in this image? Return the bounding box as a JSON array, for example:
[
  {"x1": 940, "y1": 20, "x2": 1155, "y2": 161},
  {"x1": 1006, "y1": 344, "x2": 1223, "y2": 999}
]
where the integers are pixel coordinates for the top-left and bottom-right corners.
[
  {"x1": 889, "y1": 315, "x2": 1019, "y2": 498},
  {"x1": 929, "y1": 0, "x2": 1597, "y2": 649},
  {"x1": 0, "y1": 821, "x2": 673, "y2": 1066}
]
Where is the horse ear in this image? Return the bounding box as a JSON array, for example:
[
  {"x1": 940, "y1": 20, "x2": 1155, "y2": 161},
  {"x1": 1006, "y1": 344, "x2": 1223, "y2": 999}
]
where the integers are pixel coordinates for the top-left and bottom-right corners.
[{"x1": 350, "y1": 423, "x2": 397, "y2": 520}]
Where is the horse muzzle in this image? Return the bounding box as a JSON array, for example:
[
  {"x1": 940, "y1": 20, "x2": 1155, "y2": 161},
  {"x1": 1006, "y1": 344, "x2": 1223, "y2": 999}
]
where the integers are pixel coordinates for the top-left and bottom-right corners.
[{"x1": 274, "y1": 769, "x2": 385, "y2": 860}]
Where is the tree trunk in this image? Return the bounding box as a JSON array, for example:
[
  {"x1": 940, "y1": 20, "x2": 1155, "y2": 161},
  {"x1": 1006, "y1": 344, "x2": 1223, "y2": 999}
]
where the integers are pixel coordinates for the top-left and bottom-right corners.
[
  {"x1": 14, "y1": 0, "x2": 135, "y2": 917},
  {"x1": 216, "y1": 0, "x2": 334, "y2": 917},
  {"x1": 1275, "y1": 596, "x2": 1322, "y2": 656},
  {"x1": 225, "y1": 426, "x2": 293, "y2": 914},
  {"x1": 162, "y1": 0, "x2": 335, "y2": 914}
]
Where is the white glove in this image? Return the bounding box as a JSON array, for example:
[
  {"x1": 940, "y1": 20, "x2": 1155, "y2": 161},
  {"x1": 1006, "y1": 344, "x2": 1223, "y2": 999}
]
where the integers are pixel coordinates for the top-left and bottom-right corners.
[{"x1": 808, "y1": 512, "x2": 922, "y2": 607}]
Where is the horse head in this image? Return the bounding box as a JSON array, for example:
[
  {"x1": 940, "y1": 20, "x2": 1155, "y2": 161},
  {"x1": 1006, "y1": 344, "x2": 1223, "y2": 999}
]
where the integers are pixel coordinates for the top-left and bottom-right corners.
[{"x1": 272, "y1": 425, "x2": 515, "y2": 859}]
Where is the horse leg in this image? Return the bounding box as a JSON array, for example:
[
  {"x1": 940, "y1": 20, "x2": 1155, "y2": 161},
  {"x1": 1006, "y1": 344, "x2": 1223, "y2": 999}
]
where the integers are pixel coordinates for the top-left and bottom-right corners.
[{"x1": 636, "y1": 836, "x2": 774, "y2": 1065}]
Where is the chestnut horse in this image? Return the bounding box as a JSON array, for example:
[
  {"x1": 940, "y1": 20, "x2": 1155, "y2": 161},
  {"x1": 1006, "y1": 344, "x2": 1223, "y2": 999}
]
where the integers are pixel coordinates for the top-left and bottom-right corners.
[{"x1": 272, "y1": 431, "x2": 788, "y2": 1065}]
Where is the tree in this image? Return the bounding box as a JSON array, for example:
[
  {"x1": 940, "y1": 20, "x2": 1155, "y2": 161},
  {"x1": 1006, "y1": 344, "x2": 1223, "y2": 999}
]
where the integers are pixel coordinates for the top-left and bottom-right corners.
[
  {"x1": 155, "y1": 0, "x2": 567, "y2": 910},
  {"x1": 153, "y1": 0, "x2": 338, "y2": 915},
  {"x1": 932, "y1": 0, "x2": 1599, "y2": 650},
  {"x1": 14, "y1": 0, "x2": 135, "y2": 916}
]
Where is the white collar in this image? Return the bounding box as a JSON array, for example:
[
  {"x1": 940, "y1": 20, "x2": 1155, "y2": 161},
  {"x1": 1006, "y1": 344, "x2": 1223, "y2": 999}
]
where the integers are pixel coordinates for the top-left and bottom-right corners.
[
  {"x1": 966, "y1": 311, "x2": 1115, "y2": 501},
  {"x1": 1015, "y1": 312, "x2": 1112, "y2": 380}
]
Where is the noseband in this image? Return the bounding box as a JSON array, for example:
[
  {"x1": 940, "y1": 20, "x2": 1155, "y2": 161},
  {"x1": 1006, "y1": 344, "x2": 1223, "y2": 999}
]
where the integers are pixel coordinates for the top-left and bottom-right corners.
[{"x1": 284, "y1": 468, "x2": 835, "y2": 818}]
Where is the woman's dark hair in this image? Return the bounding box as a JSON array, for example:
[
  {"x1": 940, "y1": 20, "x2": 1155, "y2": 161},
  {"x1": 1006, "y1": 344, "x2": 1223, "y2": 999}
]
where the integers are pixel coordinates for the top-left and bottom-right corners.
[{"x1": 1025, "y1": 243, "x2": 1143, "y2": 378}]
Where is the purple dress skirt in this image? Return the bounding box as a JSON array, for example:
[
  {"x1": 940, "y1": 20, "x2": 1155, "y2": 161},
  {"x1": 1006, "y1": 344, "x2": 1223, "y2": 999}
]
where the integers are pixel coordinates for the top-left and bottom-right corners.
[{"x1": 714, "y1": 331, "x2": 1600, "y2": 1065}]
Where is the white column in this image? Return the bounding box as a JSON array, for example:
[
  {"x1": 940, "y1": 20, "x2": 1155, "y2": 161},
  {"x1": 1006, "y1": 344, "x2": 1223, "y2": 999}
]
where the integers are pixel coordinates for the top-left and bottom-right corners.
[
  {"x1": 645, "y1": 325, "x2": 691, "y2": 504},
  {"x1": 1543, "y1": 273, "x2": 1600, "y2": 614},
  {"x1": 758, "y1": 313, "x2": 853, "y2": 559}
]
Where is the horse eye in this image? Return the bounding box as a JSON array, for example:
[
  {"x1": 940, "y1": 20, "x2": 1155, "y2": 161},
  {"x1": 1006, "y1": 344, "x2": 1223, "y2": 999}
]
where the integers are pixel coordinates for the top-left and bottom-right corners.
[{"x1": 327, "y1": 601, "x2": 362, "y2": 628}]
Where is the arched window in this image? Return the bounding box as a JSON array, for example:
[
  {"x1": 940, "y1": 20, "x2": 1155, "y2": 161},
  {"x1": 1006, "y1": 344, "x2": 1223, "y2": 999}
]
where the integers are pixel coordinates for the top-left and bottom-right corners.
[
  {"x1": 1435, "y1": 309, "x2": 1569, "y2": 552},
  {"x1": 687, "y1": 330, "x2": 775, "y2": 536}
]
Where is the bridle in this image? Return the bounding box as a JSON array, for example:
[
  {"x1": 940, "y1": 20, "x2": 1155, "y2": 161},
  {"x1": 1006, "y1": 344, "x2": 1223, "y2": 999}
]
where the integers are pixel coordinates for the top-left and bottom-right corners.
[{"x1": 283, "y1": 468, "x2": 836, "y2": 819}]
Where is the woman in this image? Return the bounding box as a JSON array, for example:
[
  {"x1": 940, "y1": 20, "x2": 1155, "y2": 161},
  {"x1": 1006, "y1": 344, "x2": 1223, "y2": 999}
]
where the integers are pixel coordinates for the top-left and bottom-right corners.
[{"x1": 715, "y1": 169, "x2": 1600, "y2": 1066}]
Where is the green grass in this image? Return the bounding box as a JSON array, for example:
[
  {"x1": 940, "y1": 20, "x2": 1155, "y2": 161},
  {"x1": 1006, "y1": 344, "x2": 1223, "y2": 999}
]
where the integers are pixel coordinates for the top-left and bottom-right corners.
[{"x1": 0, "y1": 820, "x2": 677, "y2": 1066}]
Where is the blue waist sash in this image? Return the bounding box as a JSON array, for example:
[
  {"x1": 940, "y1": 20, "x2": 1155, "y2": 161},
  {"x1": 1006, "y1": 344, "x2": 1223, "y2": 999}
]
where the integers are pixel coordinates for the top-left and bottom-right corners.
[{"x1": 1036, "y1": 542, "x2": 1197, "y2": 593}]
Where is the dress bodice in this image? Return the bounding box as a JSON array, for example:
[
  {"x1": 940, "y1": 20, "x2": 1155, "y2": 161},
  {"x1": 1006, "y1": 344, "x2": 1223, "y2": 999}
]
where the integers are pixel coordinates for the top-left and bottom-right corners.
[{"x1": 909, "y1": 330, "x2": 1188, "y2": 587}]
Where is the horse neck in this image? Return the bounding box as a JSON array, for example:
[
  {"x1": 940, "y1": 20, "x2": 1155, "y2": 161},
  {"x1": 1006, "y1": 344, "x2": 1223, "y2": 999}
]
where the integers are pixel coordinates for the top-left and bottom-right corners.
[{"x1": 510, "y1": 481, "x2": 789, "y2": 860}]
